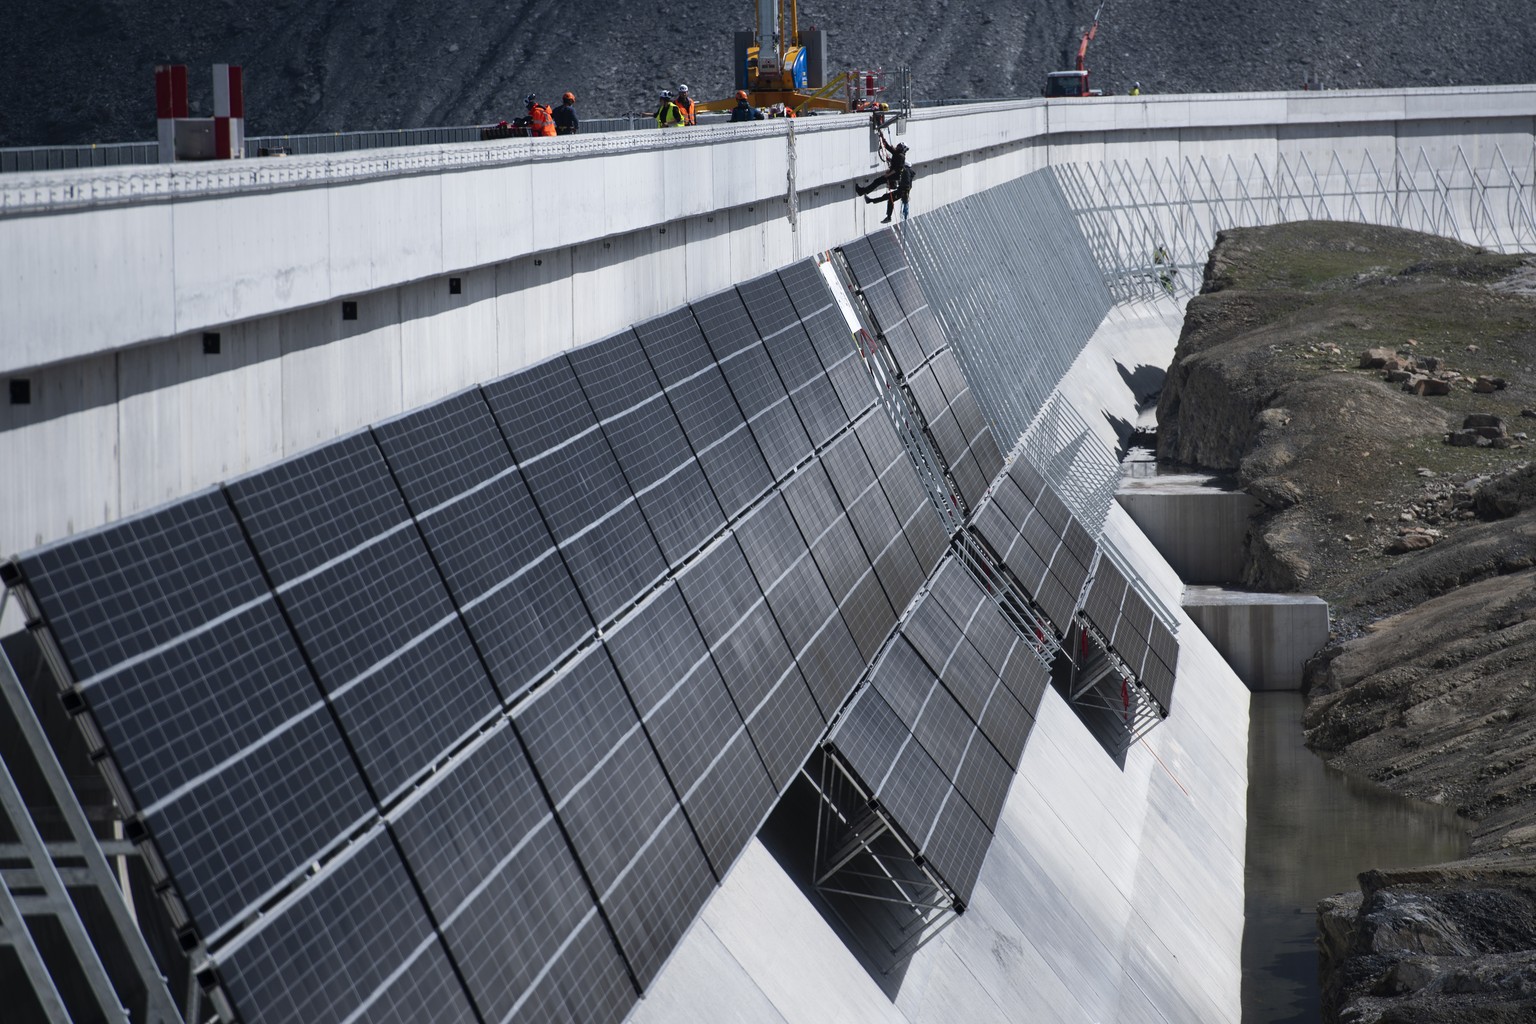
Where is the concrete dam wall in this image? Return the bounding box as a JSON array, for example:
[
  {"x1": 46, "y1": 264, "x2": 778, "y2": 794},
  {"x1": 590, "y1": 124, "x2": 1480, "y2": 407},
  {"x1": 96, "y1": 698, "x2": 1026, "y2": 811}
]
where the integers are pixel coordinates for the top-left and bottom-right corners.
[{"x1": 1, "y1": 85, "x2": 1533, "y2": 1024}]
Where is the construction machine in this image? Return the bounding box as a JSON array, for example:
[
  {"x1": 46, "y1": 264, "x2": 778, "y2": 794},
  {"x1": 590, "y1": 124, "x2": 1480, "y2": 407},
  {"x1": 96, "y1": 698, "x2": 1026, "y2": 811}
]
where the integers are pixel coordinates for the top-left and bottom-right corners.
[
  {"x1": 698, "y1": 0, "x2": 892, "y2": 114},
  {"x1": 1043, "y1": 1, "x2": 1105, "y2": 98}
]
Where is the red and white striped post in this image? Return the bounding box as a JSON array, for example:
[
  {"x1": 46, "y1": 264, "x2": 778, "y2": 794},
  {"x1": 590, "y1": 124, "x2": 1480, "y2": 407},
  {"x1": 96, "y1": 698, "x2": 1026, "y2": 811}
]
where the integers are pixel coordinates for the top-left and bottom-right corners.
[
  {"x1": 212, "y1": 64, "x2": 244, "y2": 159},
  {"x1": 154, "y1": 64, "x2": 188, "y2": 163}
]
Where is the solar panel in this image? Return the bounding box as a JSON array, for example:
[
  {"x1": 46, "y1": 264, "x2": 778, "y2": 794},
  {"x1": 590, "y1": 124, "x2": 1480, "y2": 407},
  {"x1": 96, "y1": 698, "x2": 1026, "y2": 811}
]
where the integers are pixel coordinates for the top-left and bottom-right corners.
[
  {"x1": 811, "y1": 516, "x2": 873, "y2": 607},
  {"x1": 1063, "y1": 516, "x2": 1097, "y2": 569},
  {"x1": 906, "y1": 365, "x2": 950, "y2": 425},
  {"x1": 665, "y1": 369, "x2": 773, "y2": 519},
  {"x1": 565, "y1": 329, "x2": 661, "y2": 422},
  {"x1": 1035, "y1": 572, "x2": 1080, "y2": 635},
  {"x1": 1002, "y1": 528, "x2": 1050, "y2": 595},
  {"x1": 827, "y1": 688, "x2": 907, "y2": 793},
  {"x1": 387, "y1": 724, "x2": 634, "y2": 1024},
  {"x1": 764, "y1": 555, "x2": 839, "y2": 657},
  {"x1": 904, "y1": 305, "x2": 949, "y2": 359},
  {"x1": 373, "y1": 392, "x2": 594, "y2": 701},
  {"x1": 823, "y1": 347, "x2": 878, "y2": 421},
  {"x1": 927, "y1": 407, "x2": 968, "y2": 467},
  {"x1": 854, "y1": 406, "x2": 907, "y2": 479},
  {"x1": 963, "y1": 601, "x2": 1018, "y2": 680},
  {"x1": 512, "y1": 646, "x2": 715, "y2": 989},
  {"x1": 480, "y1": 356, "x2": 595, "y2": 465},
  {"x1": 692, "y1": 289, "x2": 762, "y2": 363},
  {"x1": 973, "y1": 502, "x2": 1017, "y2": 564},
  {"x1": 902, "y1": 596, "x2": 966, "y2": 679},
  {"x1": 820, "y1": 429, "x2": 878, "y2": 509},
  {"x1": 929, "y1": 559, "x2": 987, "y2": 630},
  {"x1": 1033, "y1": 484, "x2": 1071, "y2": 534},
  {"x1": 504, "y1": 426, "x2": 668, "y2": 626},
  {"x1": 710, "y1": 600, "x2": 801, "y2": 726},
  {"x1": 740, "y1": 659, "x2": 825, "y2": 789},
  {"x1": 921, "y1": 790, "x2": 993, "y2": 905},
  {"x1": 1084, "y1": 562, "x2": 1128, "y2": 636},
  {"x1": 215, "y1": 826, "x2": 479, "y2": 1024},
  {"x1": 1008, "y1": 458, "x2": 1048, "y2": 504},
  {"x1": 674, "y1": 535, "x2": 760, "y2": 647},
  {"x1": 776, "y1": 259, "x2": 835, "y2": 320},
  {"x1": 873, "y1": 640, "x2": 970, "y2": 780},
  {"x1": 1020, "y1": 510, "x2": 1063, "y2": 567},
  {"x1": 871, "y1": 531, "x2": 926, "y2": 615},
  {"x1": 601, "y1": 402, "x2": 724, "y2": 567},
  {"x1": 228, "y1": 437, "x2": 500, "y2": 802},
  {"x1": 781, "y1": 461, "x2": 843, "y2": 542},
  {"x1": 1120, "y1": 589, "x2": 1155, "y2": 645},
  {"x1": 1049, "y1": 549, "x2": 1090, "y2": 601},
  {"x1": 733, "y1": 494, "x2": 810, "y2": 593},
  {"x1": 736, "y1": 271, "x2": 801, "y2": 336},
  {"x1": 989, "y1": 475, "x2": 1035, "y2": 531},
  {"x1": 934, "y1": 632, "x2": 997, "y2": 727},
  {"x1": 794, "y1": 611, "x2": 867, "y2": 718},
  {"x1": 631, "y1": 306, "x2": 713, "y2": 389},
  {"x1": 952, "y1": 722, "x2": 1016, "y2": 830},
  {"x1": 839, "y1": 237, "x2": 887, "y2": 292},
  {"x1": 840, "y1": 567, "x2": 897, "y2": 661},
  {"x1": 604, "y1": 585, "x2": 776, "y2": 878},
  {"x1": 876, "y1": 737, "x2": 954, "y2": 854},
  {"x1": 975, "y1": 669, "x2": 1036, "y2": 769},
  {"x1": 1000, "y1": 638, "x2": 1050, "y2": 717},
  {"x1": 1150, "y1": 618, "x2": 1180, "y2": 674},
  {"x1": 928, "y1": 350, "x2": 969, "y2": 406},
  {"x1": 722, "y1": 347, "x2": 814, "y2": 478},
  {"x1": 950, "y1": 450, "x2": 991, "y2": 512}
]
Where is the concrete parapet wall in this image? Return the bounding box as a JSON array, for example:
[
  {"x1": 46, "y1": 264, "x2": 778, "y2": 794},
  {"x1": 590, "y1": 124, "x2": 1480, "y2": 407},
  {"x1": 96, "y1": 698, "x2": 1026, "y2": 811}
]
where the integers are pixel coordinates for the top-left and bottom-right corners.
[
  {"x1": 1117, "y1": 477, "x2": 1261, "y2": 585},
  {"x1": 1184, "y1": 587, "x2": 1331, "y2": 691}
]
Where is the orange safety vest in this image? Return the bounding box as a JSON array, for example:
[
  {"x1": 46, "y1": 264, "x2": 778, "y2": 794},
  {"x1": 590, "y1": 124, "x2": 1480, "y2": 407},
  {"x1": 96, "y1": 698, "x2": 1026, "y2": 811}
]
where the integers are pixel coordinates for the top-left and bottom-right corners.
[
  {"x1": 528, "y1": 104, "x2": 556, "y2": 137},
  {"x1": 675, "y1": 96, "x2": 697, "y2": 125}
]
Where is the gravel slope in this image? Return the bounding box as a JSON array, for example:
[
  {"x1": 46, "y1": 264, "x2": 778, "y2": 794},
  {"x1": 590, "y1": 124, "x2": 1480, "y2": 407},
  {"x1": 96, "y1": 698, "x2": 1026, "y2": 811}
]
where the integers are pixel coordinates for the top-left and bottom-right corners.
[{"x1": 5, "y1": 0, "x2": 1536, "y2": 147}]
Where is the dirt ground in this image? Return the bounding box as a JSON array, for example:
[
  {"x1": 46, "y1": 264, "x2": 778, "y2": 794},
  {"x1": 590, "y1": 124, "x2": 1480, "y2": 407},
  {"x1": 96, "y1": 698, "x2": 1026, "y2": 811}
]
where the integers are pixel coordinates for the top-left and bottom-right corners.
[{"x1": 1156, "y1": 221, "x2": 1536, "y2": 1022}]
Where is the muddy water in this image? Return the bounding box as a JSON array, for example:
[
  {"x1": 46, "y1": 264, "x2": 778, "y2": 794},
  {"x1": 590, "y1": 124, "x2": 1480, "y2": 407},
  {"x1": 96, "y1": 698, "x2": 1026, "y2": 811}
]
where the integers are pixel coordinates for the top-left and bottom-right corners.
[{"x1": 1242, "y1": 692, "x2": 1469, "y2": 1023}]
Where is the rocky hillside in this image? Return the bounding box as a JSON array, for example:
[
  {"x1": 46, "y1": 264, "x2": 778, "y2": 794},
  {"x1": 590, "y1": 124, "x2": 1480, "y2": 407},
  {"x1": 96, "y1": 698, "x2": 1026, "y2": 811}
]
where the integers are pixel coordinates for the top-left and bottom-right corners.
[
  {"x1": 5, "y1": 0, "x2": 1536, "y2": 148},
  {"x1": 1157, "y1": 223, "x2": 1536, "y2": 1022}
]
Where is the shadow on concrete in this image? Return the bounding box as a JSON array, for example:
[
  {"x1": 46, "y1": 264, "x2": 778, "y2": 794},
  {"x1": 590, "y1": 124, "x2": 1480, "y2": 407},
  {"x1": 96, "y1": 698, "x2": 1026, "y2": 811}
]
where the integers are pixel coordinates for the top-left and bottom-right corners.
[
  {"x1": 756, "y1": 759, "x2": 914, "y2": 1001},
  {"x1": 1116, "y1": 361, "x2": 1166, "y2": 409},
  {"x1": 1049, "y1": 649, "x2": 1130, "y2": 769}
]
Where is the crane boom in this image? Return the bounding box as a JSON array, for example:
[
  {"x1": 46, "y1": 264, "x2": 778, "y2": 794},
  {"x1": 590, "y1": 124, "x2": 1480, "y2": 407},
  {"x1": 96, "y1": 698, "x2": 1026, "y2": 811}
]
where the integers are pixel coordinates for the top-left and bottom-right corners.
[{"x1": 1076, "y1": 1, "x2": 1104, "y2": 71}]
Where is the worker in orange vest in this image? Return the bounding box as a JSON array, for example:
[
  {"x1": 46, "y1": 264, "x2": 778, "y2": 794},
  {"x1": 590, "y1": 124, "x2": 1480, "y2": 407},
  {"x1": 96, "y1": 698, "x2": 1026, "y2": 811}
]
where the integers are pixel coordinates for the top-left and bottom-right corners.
[
  {"x1": 525, "y1": 94, "x2": 556, "y2": 137},
  {"x1": 675, "y1": 84, "x2": 697, "y2": 125}
]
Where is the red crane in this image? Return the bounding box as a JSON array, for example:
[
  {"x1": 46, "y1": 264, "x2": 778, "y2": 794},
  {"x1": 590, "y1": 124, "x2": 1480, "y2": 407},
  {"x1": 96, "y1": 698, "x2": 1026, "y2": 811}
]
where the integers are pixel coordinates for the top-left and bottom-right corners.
[{"x1": 1043, "y1": 1, "x2": 1105, "y2": 98}]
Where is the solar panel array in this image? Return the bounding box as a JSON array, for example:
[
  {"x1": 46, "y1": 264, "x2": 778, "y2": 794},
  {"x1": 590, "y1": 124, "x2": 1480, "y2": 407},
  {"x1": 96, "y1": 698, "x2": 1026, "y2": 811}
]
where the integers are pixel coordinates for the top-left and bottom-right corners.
[
  {"x1": 837, "y1": 231, "x2": 1004, "y2": 512},
  {"x1": 826, "y1": 556, "x2": 1050, "y2": 904},
  {"x1": 1082, "y1": 558, "x2": 1179, "y2": 713},
  {"x1": 9, "y1": 256, "x2": 964, "y2": 1024}
]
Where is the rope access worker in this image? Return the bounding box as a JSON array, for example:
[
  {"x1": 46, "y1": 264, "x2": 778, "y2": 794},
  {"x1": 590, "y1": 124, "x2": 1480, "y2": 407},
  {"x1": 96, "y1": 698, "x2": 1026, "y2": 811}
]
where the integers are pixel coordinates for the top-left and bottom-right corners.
[
  {"x1": 855, "y1": 131, "x2": 907, "y2": 197},
  {"x1": 729, "y1": 90, "x2": 764, "y2": 122},
  {"x1": 1129, "y1": 81, "x2": 1142, "y2": 96},
  {"x1": 525, "y1": 95, "x2": 556, "y2": 137},
  {"x1": 864, "y1": 162, "x2": 915, "y2": 223},
  {"x1": 655, "y1": 90, "x2": 685, "y2": 128},
  {"x1": 675, "y1": 84, "x2": 698, "y2": 125},
  {"x1": 553, "y1": 92, "x2": 579, "y2": 135}
]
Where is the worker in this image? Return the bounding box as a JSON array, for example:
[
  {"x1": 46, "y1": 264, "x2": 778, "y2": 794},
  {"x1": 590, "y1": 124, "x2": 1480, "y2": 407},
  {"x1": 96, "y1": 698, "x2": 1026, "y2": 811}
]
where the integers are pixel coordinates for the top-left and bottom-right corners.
[
  {"x1": 553, "y1": 92, "x2": 579, "y2": 135},
  {"x1": 1129, "y1": 81, "x2": 1142, "y2": 96},
  {"x1": 864, "y1": 162, "x2": 915, "y2": 224},
  {"x1": 855, "y1": 132, "x2": 907, "y2": 196},
  {"x1": 729, "y1": 89, "x2": 763, "y2": 122},
  {"x1": 655, "y1": 90, "x2": 684, "y2": 128},
  {"x1": 675, "y1": 84, "x2": 697, "y2": 125},
  {"x1": 526, "y1": 94, "x2": 556, "y2": 137}
]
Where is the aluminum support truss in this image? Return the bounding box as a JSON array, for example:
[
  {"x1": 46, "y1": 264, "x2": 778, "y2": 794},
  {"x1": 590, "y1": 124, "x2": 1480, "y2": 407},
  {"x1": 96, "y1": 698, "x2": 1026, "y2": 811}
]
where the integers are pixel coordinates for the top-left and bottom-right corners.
[
  {"x1": 806, "y1": 751, "x2": 960, "y2": 973},
  {"x1": 1011, "y1": 395, "x2": 1120, "y2": 538},
  {"x1": 950, "y1": 529, "x2": 1062, "y2": 669},
  {"x1": 1055, "y1": 142, "x2": 1536, "y2": 305},
  {"x1": 1, "y1": 650, "x2": 186, "y2": 1024},
  {"x1": 1063, "y1": 621, "x2": 1165, "y2": 755}
]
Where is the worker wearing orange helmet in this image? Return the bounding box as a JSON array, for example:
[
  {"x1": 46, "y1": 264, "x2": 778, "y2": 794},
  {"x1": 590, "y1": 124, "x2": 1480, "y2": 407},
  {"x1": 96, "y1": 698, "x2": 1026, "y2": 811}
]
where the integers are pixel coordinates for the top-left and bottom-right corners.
[
  {"x1": 729, "y1": 89, "x2": 762, "y2": 122},
  {"x1": 525, "y1": 94, "x2": 556, "y2": 137},
  {"x1": 553, "y1": 91, "x2": 579, "y2": 135}
]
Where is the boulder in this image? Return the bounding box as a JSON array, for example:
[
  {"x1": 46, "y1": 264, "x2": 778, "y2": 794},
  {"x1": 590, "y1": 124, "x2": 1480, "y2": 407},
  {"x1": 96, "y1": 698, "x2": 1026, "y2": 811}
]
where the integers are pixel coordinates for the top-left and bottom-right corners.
[
  {"x1": 1360, "y1": 347, "x2": 1396, "y2": 368},
  {"x1": 1474, "y1": 376, "x2": 1498, "y2": 393},
  {"x1": 1384, "y1": 369, "x2": 1414, "y2": 383},
  {"x1": 1414, "y1": 377, "x2": 1452, "y2": 396},
  {"x1": 1420, "y1": 355, "x2": 1442, "y2": 371},
  {"x1": 1464, "y1": 414, "x2": 1506, "y2": 438},
  {"x1": 1448, "y1": 430, "x2": 1481, "y2": 446},
  {"x1": 1386, "y1": 529, "x2": 1439, "y2": 553}
]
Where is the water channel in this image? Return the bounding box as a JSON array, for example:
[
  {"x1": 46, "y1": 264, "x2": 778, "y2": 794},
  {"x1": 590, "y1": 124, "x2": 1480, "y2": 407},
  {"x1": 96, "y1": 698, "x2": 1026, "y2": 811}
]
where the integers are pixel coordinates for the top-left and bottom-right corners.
[{"x1": 1242, "y1": 691, "x2": 1469, "y2": 1023}]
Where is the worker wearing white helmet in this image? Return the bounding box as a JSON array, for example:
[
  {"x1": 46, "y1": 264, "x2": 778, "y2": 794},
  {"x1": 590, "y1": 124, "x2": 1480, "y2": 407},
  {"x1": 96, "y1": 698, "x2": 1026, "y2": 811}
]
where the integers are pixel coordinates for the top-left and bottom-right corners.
[
  {"x1": 675, "y1": 84, "x2": 697, "y2": 125},
  {"x1": 655, "y1": 89, "x2": 684, "y2": 128}
]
